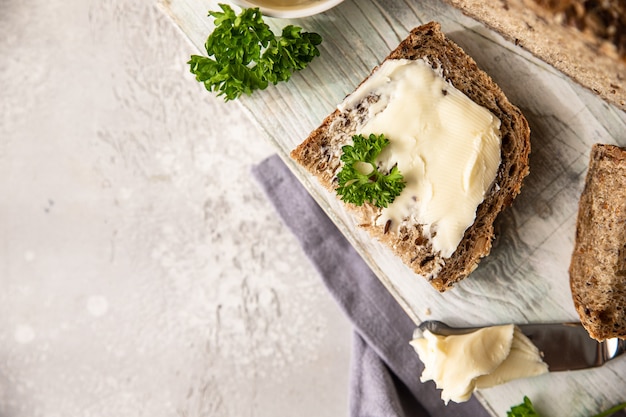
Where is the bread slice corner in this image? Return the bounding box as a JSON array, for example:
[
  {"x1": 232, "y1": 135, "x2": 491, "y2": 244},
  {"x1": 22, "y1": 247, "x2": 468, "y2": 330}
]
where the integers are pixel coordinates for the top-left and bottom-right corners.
[
  {"x1": 569, "y1": 143, "x2": 626, "y2": 340},
  {"x1": 291, "y1": 22, "x2": 531, "y2": 291}
]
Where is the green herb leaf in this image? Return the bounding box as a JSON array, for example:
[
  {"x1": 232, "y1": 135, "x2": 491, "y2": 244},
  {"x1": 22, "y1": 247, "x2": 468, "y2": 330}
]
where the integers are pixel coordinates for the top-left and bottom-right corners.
[
  {"x1": 591, "y1": 402, "x2": 626, "y2": 417},
  {"x1": 336, "y1": 133, "x2": 406, "y2": 208},
  {"x1": 188, "y1": 4, "x2": 322, "y2": 101},
  {"x1": 507, "y1": 397, "x2": 626, "y2": 417},
  {"x1": 507, "y1": 396, "x2": 542, "y2": 417}
]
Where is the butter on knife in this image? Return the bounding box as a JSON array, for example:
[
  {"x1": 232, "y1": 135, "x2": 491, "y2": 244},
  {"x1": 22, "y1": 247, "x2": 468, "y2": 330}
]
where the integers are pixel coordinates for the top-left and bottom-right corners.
[{"x1": 410, "y1": 323, "x2": 548, "y2": 404}]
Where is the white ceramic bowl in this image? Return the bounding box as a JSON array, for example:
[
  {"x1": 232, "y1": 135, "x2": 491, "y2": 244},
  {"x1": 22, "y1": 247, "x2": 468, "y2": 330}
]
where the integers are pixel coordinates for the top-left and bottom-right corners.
[{"x1": 230, "y1": 0, "x2": 344, "y2": 18}]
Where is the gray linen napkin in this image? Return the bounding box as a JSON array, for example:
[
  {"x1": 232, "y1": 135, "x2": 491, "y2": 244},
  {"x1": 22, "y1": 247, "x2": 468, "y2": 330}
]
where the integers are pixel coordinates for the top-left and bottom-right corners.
[{"x1": 252, "y1": 154, "x2": 491, "y2": 417}]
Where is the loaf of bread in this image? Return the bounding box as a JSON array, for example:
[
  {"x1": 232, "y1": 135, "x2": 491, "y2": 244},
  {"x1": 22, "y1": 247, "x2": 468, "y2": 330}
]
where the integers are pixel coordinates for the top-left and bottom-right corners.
[
  {"x1": 291, "y1": 22, "x2": 531, "y2": 291},
  {"x1": 569, "y1": 143, "x2": 626, "y2": 341},
  {"x1": 443, "y1": 0, "x2": 626, "y2": 112}
]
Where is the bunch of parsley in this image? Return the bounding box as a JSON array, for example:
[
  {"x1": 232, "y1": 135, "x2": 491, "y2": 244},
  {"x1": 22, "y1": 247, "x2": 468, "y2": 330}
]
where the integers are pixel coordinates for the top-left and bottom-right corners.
[
  {"x1": 188, "y1": 4, "x2": 322, "y2": 101},
  {"x1": 336, "y1": 133, "x2": 406, "y2": 208}
]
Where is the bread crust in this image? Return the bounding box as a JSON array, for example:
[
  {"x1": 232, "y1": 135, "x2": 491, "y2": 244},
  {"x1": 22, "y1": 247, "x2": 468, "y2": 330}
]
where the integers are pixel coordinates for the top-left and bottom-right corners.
[
  {"x1": 291, "y1": 22, "x2": 531, "y2": 291},
  {"x1": 442, "y1": 0, "x2": 626, "y2": 112},
  {"x1": 569, "y1": 143, "x2": 626, "y2": 341}
]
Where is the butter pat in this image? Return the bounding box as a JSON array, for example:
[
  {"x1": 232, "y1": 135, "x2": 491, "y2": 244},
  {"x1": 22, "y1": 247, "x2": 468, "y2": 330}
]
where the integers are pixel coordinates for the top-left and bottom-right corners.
[
  {"x1": 410, "y1": 324, "x2": 548, "y2": 404},
  {"x1": 340, "y1": 58, "x2": 502, "y2": 258}
]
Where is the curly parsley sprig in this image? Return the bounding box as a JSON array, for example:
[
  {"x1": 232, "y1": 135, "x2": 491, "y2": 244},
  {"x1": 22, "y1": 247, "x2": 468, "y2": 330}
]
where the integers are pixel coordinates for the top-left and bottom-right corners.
[
  {"x1": 336, "y1": 133, "x2": 406, "y2": 208},
  {"x1": 188, "y1": 4, "x2": 322, "y2": 101}
]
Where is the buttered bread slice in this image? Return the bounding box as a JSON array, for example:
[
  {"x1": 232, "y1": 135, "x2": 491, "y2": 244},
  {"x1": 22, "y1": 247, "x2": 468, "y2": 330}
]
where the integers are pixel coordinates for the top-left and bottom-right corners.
[{"x1": 291, "y1": 22, "x2": 531, "y2": 291}]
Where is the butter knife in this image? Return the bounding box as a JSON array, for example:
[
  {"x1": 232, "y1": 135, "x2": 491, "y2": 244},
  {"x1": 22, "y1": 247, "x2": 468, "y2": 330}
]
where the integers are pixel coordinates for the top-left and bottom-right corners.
[{"x1": 417, "y1": 320, "x2": 626, "y2": 371}]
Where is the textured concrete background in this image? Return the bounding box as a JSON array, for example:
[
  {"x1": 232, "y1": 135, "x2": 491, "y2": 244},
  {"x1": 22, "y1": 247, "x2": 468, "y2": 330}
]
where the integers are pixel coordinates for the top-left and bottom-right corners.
[{"x1": 0, "y1": 0, "x2": 351, "y2": 415}]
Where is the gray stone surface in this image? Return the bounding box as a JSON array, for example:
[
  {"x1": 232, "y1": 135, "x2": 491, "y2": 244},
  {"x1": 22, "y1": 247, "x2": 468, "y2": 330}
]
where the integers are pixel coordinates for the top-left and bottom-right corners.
[{"x1": 0, "y1": 0, "x2": 351, "y2": 415}]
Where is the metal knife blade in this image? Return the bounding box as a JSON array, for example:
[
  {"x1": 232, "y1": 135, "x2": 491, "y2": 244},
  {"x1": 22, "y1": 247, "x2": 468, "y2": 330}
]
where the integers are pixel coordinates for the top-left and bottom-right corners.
[{"x1": 518, "y1": 322, "x2": 624, "y2": 371}]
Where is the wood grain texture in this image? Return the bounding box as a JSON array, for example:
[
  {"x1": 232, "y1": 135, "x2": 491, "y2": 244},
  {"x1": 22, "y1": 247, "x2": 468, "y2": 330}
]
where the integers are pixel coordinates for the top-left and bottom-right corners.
[{"x1": 163, "y1": 0, "x2": 626, "y2": 415}]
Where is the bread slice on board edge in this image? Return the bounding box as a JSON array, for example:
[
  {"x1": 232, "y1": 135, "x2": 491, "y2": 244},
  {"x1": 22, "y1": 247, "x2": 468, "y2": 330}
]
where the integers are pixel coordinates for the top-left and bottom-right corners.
[
  {"x1": 443, "y1": 0, "x2": 626, "y2": 112},
  {"x1": 290, "y1": 22, "x2": 531, "y2": 292},
  {"x1": 570, "y1": 143, "x2": 626, "y2": 341}
]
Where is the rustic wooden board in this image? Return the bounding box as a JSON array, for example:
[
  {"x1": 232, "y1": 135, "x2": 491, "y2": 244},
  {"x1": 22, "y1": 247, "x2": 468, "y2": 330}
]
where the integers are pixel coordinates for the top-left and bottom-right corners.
[{"x1": 162, "y1": 0, "x2": 626, "y2": 415}]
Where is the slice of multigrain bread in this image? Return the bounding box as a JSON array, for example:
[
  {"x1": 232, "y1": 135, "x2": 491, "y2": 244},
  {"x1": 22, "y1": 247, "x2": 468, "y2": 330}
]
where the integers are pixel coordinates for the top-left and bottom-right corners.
[
  {"x1": 569, "y1": 143, "x2": 626, "y2": 341},
  {"x1": 442, "y1": 0, "x2": 626, "y2": 111},
  {"x1": 290, "y1": 22, "x2": 531, "y2": 291}
]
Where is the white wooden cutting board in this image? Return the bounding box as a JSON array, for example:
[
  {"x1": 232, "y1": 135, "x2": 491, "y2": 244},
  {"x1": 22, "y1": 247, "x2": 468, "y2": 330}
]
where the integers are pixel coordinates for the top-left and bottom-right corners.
[{"x1": 162, "y1": 0, "x2": 626, "y2": 414}]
